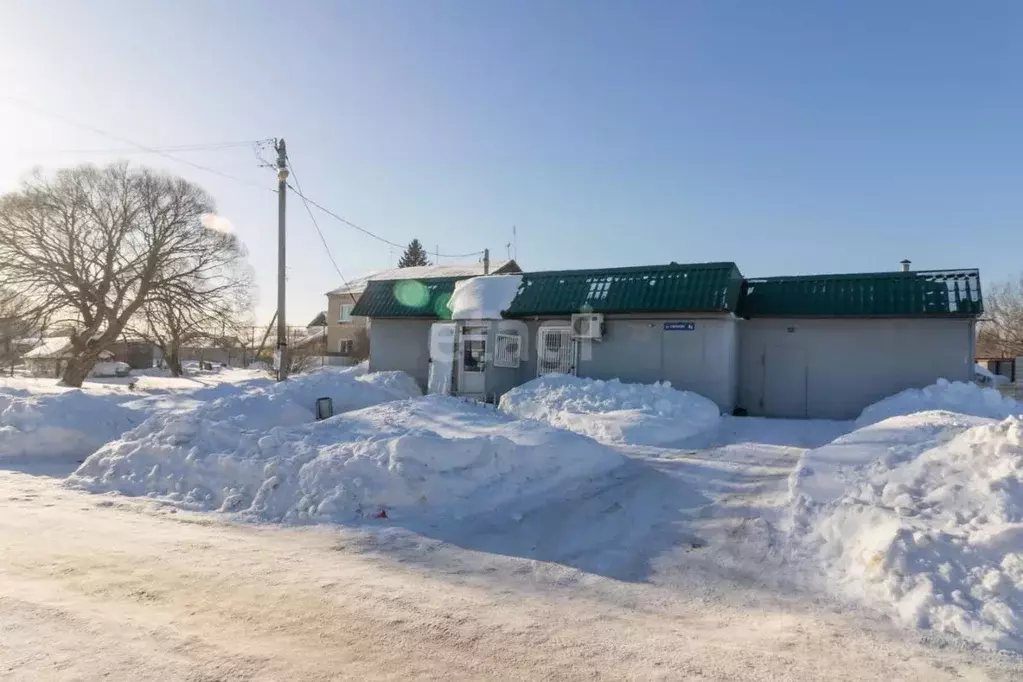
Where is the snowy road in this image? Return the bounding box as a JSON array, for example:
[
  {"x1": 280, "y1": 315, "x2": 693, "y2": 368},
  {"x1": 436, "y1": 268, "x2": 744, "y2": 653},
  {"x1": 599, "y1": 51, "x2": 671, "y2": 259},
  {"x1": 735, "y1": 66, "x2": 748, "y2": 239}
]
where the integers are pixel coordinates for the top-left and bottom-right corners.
[{"x1": 3, "y1": 449, "x2": 1020, "y2": 681}]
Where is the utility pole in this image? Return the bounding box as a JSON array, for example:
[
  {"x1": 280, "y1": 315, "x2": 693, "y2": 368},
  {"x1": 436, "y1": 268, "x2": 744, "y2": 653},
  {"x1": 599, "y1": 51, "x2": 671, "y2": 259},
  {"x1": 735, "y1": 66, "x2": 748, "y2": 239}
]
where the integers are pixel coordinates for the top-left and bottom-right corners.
[
  {"x1": 275, "y1": 138, "x2": 289, "y2": 381},
  {"x1": 483, "y1": 248, "x2": 490, "y2": 275}
]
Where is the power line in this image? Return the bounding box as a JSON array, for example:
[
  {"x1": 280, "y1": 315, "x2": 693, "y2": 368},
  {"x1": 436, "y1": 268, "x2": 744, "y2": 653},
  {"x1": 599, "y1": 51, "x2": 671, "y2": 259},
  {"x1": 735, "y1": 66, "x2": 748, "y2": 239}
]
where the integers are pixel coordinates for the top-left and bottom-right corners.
[
  {"x1": 12, "y1": 140, "x2": 268, "y2": 155},
  {"x1": 0, "y1": 96, "x2": 275, "y2": 193},
  {"x1": 285, "y1": 183, "x2": 486, "y2": 259},
  {"x1": 286, "y1": 160, "x2": 358, "y2": 304}
]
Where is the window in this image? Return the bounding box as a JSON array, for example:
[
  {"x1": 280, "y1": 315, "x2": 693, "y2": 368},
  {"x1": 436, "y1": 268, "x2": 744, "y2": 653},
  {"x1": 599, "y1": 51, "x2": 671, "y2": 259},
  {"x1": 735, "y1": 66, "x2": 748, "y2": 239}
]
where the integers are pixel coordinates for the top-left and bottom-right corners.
[
  {"x1": 461, "y1": 338, "x2": 486, "y2": 372},
  {"x1": 339, "y1": 304, "x2": 354, "y2": 323},
  {"x1": 494, "y1": 333, "x2": 521, "y2": 368},
  {"x1": 338, "y1": 339, "x2": 354, "y2": 356}
]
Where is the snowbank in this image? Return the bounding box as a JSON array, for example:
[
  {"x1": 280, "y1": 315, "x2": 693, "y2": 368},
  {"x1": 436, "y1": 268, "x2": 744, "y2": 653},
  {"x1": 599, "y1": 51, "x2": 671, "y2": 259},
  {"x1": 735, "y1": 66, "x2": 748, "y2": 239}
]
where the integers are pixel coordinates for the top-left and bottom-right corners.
[
  {"x1": 499, "y1": 374, "x2": 720, "y2": 446},
  {"x1": 448, "y1": 274, "x2": 523, "y2": 319},
  {"x1": 856, "y1": 379, "x2": 1021, "y2": 427},
  {"x1": 790, "y1": 411, "x2": 1023, "y2": 653},
  {"x1": 154, "y1": 367, "x2": 422, "y2": 434},
  {"x1": 69, "y1": 396, "x2": 624, "y2": 524},
  {"x1": 975, "y1": 364, "x2": 1011, "y2": 387},
  {"x1": 0, "y1": 389, "x2": 143, "y2": 460},
  {"x1": 91, "y1": 361, "x2": 130, "y2": 378},
  {"x1": 790, "y1": 410, "x2": 993, "y2": 507}
]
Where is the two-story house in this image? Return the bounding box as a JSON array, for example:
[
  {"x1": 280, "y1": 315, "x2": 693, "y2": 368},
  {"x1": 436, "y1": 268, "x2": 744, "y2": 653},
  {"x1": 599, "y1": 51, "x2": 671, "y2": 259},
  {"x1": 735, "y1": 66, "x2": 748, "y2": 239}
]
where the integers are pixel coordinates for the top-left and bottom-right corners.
[{"x1": 325, "y1": 261, "x2": 521, "y2": 360}]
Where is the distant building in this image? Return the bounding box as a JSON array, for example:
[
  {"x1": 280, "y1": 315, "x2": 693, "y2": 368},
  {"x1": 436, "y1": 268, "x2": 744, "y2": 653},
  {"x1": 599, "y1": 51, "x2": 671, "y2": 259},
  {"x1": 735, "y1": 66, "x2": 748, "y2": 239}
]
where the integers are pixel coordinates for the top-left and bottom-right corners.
[{"x1": 23, "y1": 338, "x2": 115, "y2": 378}]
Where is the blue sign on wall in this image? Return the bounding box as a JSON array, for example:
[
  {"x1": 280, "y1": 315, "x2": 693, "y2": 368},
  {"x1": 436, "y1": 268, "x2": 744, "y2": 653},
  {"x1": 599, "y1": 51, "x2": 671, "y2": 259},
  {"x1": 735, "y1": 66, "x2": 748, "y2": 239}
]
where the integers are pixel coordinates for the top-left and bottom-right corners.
[{"x1": 664, "y1": 321, "x2": 696, "y2": 331}]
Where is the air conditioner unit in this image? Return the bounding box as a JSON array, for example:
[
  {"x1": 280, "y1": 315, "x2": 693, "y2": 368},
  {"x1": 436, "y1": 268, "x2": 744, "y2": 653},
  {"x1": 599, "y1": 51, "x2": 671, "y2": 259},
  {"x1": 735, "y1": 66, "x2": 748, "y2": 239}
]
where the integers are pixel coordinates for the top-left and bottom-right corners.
[{"x1": 571, "y1": 313, "x2": 604, "y2": 340}]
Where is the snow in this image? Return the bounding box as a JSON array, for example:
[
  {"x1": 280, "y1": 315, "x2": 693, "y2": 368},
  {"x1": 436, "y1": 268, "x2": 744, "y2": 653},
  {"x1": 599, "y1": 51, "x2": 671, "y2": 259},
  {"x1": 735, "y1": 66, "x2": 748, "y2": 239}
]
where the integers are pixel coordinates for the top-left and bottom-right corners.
[
  {"x1": 291, "y1": 326, "x2": 326, "y2": 348},
  {"x1": 856, "y1": 378, "x2": 1023, "y2": 427},
  {"x1": 499, "y1": 374, "x2": 720, "y2": 446},
  {"x1": 90, "y1": 360, "x2": 131, "y2": 378},
  {"x1": 69, "y1": 395, "x2": 624, "y2": 524},
  {"x1": 447, "y1": 274, "x2": 523, "y2": 319},
  {"x1": 328, "y1": 260, "x2": 515, "y2": 295},
  {"x1": 8, "y1": 359, "x2": 1023, "y2": 660},
  {"x1": 790, "y1": 407, "x2": 1023, "y2": 653},
  {"x1": 8, "y1": 438, "x2": 1017, "y2": 681},
  {"x1": 4, "y1": 359, "x2": 1022, "y2": 674},
  {"x1": 21, "y1": 336, "x2": 114, "y2": 360},
  {"x1": 0, "y1": 389, "x2": 143, "y2": 460},
  {"x1": 976, "y1": 363, "x2": 1011, "y2": 387},
  {"x1": 21, "y1": 337, "x2": 73, "y2": 359},
  {"x1": 0, "y1": 366, "x2": 401, "y2": 464}
]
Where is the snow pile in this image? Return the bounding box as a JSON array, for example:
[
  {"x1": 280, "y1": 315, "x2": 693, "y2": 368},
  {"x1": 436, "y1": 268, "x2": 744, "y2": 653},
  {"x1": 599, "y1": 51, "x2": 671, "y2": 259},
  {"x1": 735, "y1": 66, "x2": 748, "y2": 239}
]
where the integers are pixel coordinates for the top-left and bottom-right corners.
[
  {"x1": 69, "y1": 396, "x2": 624, "y2": 524},
  {"x1": 499, "y1": 374, "x2": 720, "y2": 446},
  {"x1": 790, "y1": 411, "x2": 1023, "y2": 653},
  {"x1": 91, "y1": 361, "x2": 130, "y2": 378},
  {"x1": 856, "y1": 379, "x2": 1021, "y2": 427},
  {"x1": 156, "y1": 367, "x2": 422, "y2": 433},
  {"x1": 0, "y1": 389, "x2": 143, "y2": 460},
  {"x1": 790, "y1": 410, "x2": 993, "y2": 507},
  {"x1": 975, "y1": 364, "x2": 1011, "y2": 387},
  {"x1": 448, "y1": 274, "x2": 523, "y2": 319}
]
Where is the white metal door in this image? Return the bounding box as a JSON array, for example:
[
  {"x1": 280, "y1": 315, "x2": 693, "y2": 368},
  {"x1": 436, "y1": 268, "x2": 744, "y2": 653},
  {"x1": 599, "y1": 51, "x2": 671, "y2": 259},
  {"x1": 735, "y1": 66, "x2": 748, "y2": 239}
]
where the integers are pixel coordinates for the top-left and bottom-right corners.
[
  {"x1": 427, "y1": 323, "x2": 456, "y2": 395},
  {"x1": 537, "y1": 326, "x2": 575, "y2": 376},
  {"x1": 457, "y1": 332, "x2": 487, "y2": 395}
]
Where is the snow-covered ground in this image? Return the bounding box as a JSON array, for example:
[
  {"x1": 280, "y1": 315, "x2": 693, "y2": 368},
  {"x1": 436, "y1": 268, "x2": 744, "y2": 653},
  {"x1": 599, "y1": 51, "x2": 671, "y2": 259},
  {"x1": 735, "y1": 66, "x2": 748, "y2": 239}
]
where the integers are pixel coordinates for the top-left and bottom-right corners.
[
  {"x1": 789, "y1": 382, "x2": 1023, "y2": 654},
  {"x1": 499, "y1": 374, "x2": 721, "y2": 446},
  {"x1": 70, "y1": 395, "x2": 621, "y2": 524},
  {"x1": 3, "y1": 415, "x2": 1018, "y2": 680},
  {"x1": 0, "y1": 368, "x2": 269, "y2": 462},
  {"x1": 856, "y1": 378, "x2": 1021, "y2": 426},
  {"x1": 2, "y1": 372, "x2": 1023, "y2": 678}
]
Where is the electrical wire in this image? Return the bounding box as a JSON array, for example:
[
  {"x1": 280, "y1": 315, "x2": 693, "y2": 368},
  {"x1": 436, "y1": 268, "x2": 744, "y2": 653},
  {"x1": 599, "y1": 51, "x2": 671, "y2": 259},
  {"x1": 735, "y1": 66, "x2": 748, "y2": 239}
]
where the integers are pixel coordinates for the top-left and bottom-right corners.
[
  {"x1": 0, "y1": 96, "x2": 276, "y2": 193},
  {"x1": 12, "y1": 140, "x2": 268, "y2": 155},
  {"x1": 286, "y1": 161, "x2": 359, "y2": 304},
  {"x1": 285, "y1": 182, "x2": 486, "y2": 259}
]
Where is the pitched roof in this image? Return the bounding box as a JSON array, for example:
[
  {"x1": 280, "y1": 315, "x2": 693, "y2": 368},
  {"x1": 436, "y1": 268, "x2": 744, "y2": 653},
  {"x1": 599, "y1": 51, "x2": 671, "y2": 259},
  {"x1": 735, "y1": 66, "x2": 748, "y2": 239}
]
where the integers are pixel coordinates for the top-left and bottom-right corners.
[
  {"x1": 504, "y1": 262, "x2": 743, "y2": 317},
  {"x1": 327, "y1": 260, "x2": 519, "y2": 297},
  {"x1": 23, "y1": 337, "x2": 73, "y2": 358},
  {"x1": 23, "y1": 337, "x2": 116, "y2": 359},
  {"x1": 736, "y1": 269, "x2": 982, "y2": 317},
  {"x1": 350, "y1": 262, "x2": 744, "y2": 319},
  {"x1": 350, "y1": 262, "x2": 985, "y2": 321},
  {"x1": 291, "y1": 326, "x2": 326, "y2": 348},
  {"x1": 350, "y1": 277, "x2": 468, "y2": 319}
]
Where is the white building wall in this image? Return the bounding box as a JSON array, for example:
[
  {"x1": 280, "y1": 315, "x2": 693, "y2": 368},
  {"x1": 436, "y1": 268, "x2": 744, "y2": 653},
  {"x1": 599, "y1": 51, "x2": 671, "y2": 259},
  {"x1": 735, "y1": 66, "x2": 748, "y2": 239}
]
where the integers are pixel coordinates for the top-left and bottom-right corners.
[
  {"x1": 367, "y1": 318, "x2": 434, "y2": 390},
  {"x1": 573, "y1": 314, "x2": 738, "y2": 412},
  {"x1": 739, "y1": 317, "x2": 975, "y2": 420}
]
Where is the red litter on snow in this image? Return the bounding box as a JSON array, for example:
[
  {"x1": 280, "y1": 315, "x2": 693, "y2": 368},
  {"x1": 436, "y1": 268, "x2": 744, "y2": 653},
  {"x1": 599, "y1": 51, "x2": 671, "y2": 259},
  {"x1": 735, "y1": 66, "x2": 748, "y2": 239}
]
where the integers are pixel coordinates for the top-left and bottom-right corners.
[{"x1": 374, "y1": 509, "x2": 388, "y2": 519}]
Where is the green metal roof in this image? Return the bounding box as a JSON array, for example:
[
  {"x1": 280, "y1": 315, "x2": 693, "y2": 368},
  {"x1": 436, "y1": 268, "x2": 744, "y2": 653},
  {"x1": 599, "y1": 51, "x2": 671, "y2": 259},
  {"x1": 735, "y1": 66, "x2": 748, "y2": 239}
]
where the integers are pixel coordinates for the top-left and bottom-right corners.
[
  {"x1": 504, "y1": 262, "x2": 744, "y2": 317},
  {"x1": 737, "y1": 269, "x2": 983, "y2": 318},
  {"x1": 350, "y1": 262, "x2": 744, "y2": 319},
  {"x1": 349, "y1": 277, "x2": 464, "y2": 319},
  {"x1": 350, "y1": 264, "x2": 984, "y2": 320}
]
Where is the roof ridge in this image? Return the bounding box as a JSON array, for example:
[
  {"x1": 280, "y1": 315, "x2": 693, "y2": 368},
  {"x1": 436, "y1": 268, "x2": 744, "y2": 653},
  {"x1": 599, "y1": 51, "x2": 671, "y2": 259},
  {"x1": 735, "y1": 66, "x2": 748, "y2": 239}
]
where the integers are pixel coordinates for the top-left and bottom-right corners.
[
  {"x1": 515, "y1": 261, "x2": 740, "y2": 278},
  {"x1": 746, "y1": 268, "x2": 980, "y2": 283}
]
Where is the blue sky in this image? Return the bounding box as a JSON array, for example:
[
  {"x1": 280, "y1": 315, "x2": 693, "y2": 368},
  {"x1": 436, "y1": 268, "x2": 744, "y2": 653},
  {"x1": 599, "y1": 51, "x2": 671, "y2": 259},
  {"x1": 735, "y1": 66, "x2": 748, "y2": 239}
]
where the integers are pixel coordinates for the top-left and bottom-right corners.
[{"x1": 1, "y1": 1, "x2": 1020, "y2": 323}]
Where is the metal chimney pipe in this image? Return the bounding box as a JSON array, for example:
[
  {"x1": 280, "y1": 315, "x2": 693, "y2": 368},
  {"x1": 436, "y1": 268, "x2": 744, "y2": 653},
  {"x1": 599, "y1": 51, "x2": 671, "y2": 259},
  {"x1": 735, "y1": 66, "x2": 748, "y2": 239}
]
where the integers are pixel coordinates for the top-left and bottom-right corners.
[{"x1": 900, "y1": 259, "x2": 911, "y2": 272}]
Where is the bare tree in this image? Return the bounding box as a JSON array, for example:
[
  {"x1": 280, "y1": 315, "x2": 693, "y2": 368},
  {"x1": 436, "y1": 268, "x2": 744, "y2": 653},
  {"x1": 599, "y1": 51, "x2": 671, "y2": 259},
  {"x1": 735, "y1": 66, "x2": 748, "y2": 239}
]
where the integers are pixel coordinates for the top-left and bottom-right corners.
[
  {"x1": 978, "y1": 275, "x2": 1023, "y2": 358},
  {"x1": 0, "y1": 163, "x2": 253, "y2": 386},
  {"x1": 130, "y1": 257, "x2": 253, "y2": 377},
  {"x1": 0, "y1": 289, "x2": 37, "y2": 375},
  {"x1": 351, "y1": 326, "x2": 370, "y2": 362},
  {"x1": 134, "y1": 299, "x2": 209, "y2": 376},
  {"x1": 224, "y1": 316, "x2": 259, "y2": 368}
]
